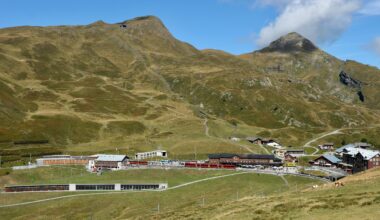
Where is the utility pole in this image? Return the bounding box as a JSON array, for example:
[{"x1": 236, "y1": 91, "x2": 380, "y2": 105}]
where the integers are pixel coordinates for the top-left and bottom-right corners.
[
  {"x1": 0, "y1": 155, "x2": 2, "y2": 168},
  {"x1": 236, "y1": 191, "x2": 239, "y2": 200},
  {"x1": 194, "y1": 146, "x2": 197, "y2": 161},
  {"x1": 157, "y1": 203, "x2": 160, "y2": 214}
]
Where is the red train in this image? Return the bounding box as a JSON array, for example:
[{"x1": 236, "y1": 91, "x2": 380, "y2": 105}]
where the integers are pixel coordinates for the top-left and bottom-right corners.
[
  {"x1": 128, "y1": 161, "x2": 148, "y2": 165},
  {"x1": 184, "y1": 162, "x2": 235, "y2": 169}
]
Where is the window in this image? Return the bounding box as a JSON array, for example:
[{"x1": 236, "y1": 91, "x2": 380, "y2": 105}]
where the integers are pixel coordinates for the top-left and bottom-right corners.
[{"x1": 76, "y1": 185, "x2": 96, "y2": 190}]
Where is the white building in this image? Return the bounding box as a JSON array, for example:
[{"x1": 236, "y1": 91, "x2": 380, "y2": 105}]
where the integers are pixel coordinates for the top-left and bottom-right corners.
[
  {"x1": 274, "y1": 149, "x2": 287, "y2": 158},
  {"x1": 88, "y1": 154, "x2": 129, "y2": 171},
  {"x1": 230, "y1": 137, "x2": 241, "y2": 142},
  {"x1": 266, "y1": 142, "x2": 282, "y2": 149},
  {"x1": 135, "y1": 150, "x2": 167, "y2": 160}
]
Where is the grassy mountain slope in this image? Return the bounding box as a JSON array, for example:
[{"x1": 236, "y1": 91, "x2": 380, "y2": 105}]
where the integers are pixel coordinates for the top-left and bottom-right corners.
[
  {"x1": 155, "y1": 168, "x2": 380, "y2": 219},
  {"x1": 0, "y1": 16, "x2": 380, "y2": 163}
]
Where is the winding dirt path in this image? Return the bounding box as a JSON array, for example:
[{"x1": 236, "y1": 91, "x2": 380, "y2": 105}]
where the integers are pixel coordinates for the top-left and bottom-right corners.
[
  {"x1": 202, "y1": 118, "x2": 269, "y2": 154},
  {"x1": 303, "y1": 129, "x2": 343, "y2": 155},
  {"x1": 203, "y1": 118, "x2": 210, "y2": 137}
]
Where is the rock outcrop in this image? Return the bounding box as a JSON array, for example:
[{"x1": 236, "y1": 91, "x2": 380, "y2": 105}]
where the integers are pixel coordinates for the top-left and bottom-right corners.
[
  {"x1": 339, "y1": 71, "x2": 361, "y2": 89},
  {"x1": 339, "y1": 71, "x2": 364, "y2": 102}
]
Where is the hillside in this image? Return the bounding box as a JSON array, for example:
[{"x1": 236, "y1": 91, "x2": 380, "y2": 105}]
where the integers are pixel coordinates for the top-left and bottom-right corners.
[
  {"x1": 0, "y1": 16, "x2": 380, "y2": 163},
  {"x1": 155, "y1": 168, "x2": 380, "y2": 219}
]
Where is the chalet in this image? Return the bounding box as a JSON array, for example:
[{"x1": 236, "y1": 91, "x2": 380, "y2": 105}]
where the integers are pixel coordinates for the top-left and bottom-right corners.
[
  {"x1": 274, "y1": 149, "x2": 287, "y2": 158},
  {"x1": 310, "y1": 154, "x2": 342, "y2": 167},
  {"x1": 341, "y1": 147, "x2": 380, "y2": 173},
  {"x1": 284, "y1": 154, "x2": 298, "y2": 167},
  {"x1": 285, "y1": 149, "x2": 305, "y2": 157},
  {"x1": 208, "y1": 153, "x2": 282, "y2": 166},
  {"x1": 266, "y1": 141, "x2": 282, "y2": 149},
  {"x1": 319, "y1": 143, "x2": 334, "y2": 150},
  {"x1": 246, "y1": 137, "x2": 264, "y2": 144},
  {"x1": 246, "y1": 137, "x2": 279, "y2": 147},
  {"x1": 89, "y1": 154, "x2": 129, "y2": 170},
  {"x1": 336, "y1": 142, "x2": 372, "y2": 156}
]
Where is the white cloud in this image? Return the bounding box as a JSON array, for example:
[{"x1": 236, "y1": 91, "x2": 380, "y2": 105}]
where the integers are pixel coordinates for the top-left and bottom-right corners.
[
  {"x1": 359, "y1": 0, "x2": 380, "y2": 15},
  {"x1": 256, "y1": 0, "x2": 361, "y2": 47},
  {"x1": 370, "y1": 37, "x2": 380, "y2": 56}
]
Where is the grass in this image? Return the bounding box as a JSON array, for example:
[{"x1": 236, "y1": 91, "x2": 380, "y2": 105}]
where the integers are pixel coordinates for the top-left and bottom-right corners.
[
  {"x1": 301, "y1": 169, "x2": 329, "y2": 177},
  {"x1": 0, "y1": 166, "x2": 237, "y2": 188},
  {"x1": 0, "y1": 166, "x2": 322, "y2": 219},
  {"x1": 298, "y1": 155, "x2": 318, "y2": 166},
  {"x1": 153, "y1": 168, "x2": 380, "y2": 219},
  {"x1": 304, "y1": 146, "x2": 318, "y2": 154}
]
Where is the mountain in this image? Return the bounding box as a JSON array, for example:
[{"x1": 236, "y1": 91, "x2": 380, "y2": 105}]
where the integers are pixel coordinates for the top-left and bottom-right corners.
[
  {"x1": 0, "y1": 16, "x2": 380, "y2": 161},
  {"x1": 259, "y1": 32, "x2": 318, "y2": 53}
]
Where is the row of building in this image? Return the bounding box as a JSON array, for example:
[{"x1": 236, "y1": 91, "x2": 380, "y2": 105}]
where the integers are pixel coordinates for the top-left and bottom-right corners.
[
  {"x1": 36, "y1": 150, "x2": 168, "y2": 171},
  {"x1": 246, "y1": 137, "x2": 282, "y2": 148},
  {"x1": 310, "y1": 142, "x2": 380, "y2": 173}
]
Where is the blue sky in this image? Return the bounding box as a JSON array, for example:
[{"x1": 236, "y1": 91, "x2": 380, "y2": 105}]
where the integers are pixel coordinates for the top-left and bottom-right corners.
[{"x1": 1, "y1": 0, "x2": 379, "y2": 68}]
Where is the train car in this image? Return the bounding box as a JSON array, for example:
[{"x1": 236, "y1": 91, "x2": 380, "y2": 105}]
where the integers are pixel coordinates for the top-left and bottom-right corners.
[
  {"x1": 128, "y1": 161, "x2": 148, "y2": 165},
  {"x1": 184, "y1": 162, "x2": 236, "y2": 169}
]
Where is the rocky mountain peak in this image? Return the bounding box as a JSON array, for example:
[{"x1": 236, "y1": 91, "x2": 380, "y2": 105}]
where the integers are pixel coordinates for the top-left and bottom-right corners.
[
  {"x1": 259, "y1": 32, "x2": 318, "y2": 53},
  {"x1": 115, "y1": 15, "x2": 173, "y2": 39},
  {"x1": 89, "y1": 20, "x2": 108, "y2": 26}
]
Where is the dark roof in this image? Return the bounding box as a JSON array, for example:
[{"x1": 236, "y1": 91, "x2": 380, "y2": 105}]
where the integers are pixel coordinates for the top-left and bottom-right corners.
[
  {"x1": 286, "y1": 149, "x2": 304, "y2": 152},
  {"x1": 208, "y1": 153, "x2": 276, "y2": 160},
  {"x1": 246, "y1": 137, "x2": 261, "y2": 141},
  {"x1": 208, "y1": 153, "x2": 236, "y2": 159},
  {"x1": 246, "y1": 137, "x2": 275, "y2": 142}
]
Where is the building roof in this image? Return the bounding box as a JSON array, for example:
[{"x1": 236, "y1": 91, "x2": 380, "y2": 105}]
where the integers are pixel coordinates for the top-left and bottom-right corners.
[
  {"x1": 40, "y1": 155, "x2": 97, "y2": 160},
  {"x1": 336, "y1": 142, "x2": 372, "y2": 153},
  {"x1": 42, "y1": 155, "x2": 71, "y2": 158},
  {"x1": 320, "y1": 154, "x2": 342, "y2": 164},
  {"x1": 343, "y1": 148, "x2": 379, "y2": 160},
  {"x1": 94, "y1": 154, "x2": 128, "y2": 162},
  {"x1": 246, "y1": 137, "x2": 261, "y2": 141},
  {"x1": 208, "y1": 153, "x2": 276, "y2": 160},
  {"x1": 353, "y1": 142, "x2": 372, "y2": 147},
  {"x1": 208, "y1": 153, "x2": 237, "y2": 159},
  {"x1": 135, "y1": 150, "x2": 167, "y2": 155},
  {"x1": 335, "y1": 144, "x2": 355, "y2": 153},
  {"x1": 286, "y1": 149, "x2": 304, "y2": 153}
]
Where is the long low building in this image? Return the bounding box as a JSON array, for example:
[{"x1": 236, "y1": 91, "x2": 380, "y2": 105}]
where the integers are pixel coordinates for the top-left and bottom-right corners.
[
  {"x1": 36, "y1": 155, "x2": 98, "y2": 166},
  {"x1": 208, "y1": 153, "x2": 282, "y2": 166},
  {"x1": 89, "y1": 154, "x2": 129, "y2": 170},
  {"x1": 135, "y1": 150, "x2": 167, "y2": 160},
  {"x1": 4, "y1": 183, "x2": 168, "y2": 192},
  {"x1": 310, "y1": 154, "x2": 342, "y2": 167}
]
